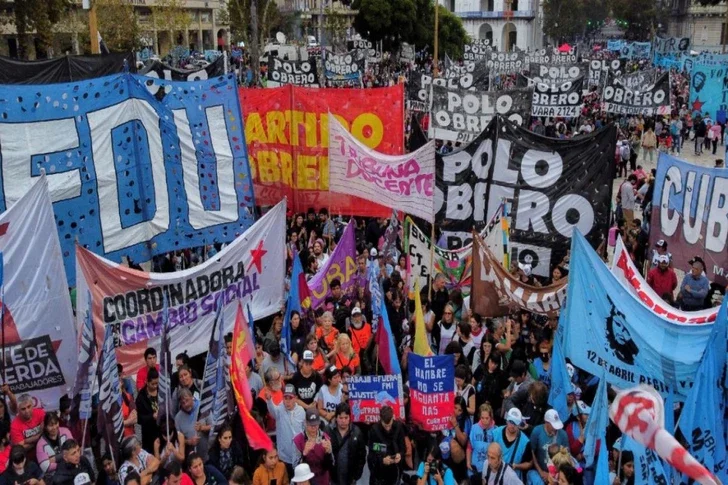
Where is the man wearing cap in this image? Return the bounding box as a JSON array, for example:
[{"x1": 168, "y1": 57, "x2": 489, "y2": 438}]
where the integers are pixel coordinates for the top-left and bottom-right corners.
[
  {"x1": 650, "y1": 240, "x2": 672, "y2": 267},
  {"x1": 502, "y1": 361, "x2": 534, "y2": 419},
  {"x1": 565, "y1": 401, "x2": 590, "y2": 466},
  {"x1": 289, "y1": 350, "x2": 323, "y2": 411},
  {"x1": 647, "y1": 255, "x2": 678, "y2": 302},
  {"x1": 266, "y1": 384, "x2": 306, "y2": 474},
  {"x1": 347, "y1": 307, "x2": 373, "y2": 354},
  {"x1": 528, "y1": 409, "x2": 569, "y2": 485},
  {"x1": 52, "y1": 440, "x2": 95, "y2": 485},
  {"x1": 491, "y1": 408, "x2": 532, "y2": 481},
  {"x1": 293, "y1": 409, "x2": 333, "y2": 485},
  {"x1": 261, "y1": 341, "x2": 292, "y2": 380}
]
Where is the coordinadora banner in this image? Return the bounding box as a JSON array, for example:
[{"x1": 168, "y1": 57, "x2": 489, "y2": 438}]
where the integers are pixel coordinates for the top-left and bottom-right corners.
[
  {"x1": 0, "y1": 73, "x2": 255, "y2": 284},
  {"x1": 308, "y1": 221, "x2": 357, "y2": 308},
  {"x1": 602, "y1": 71, "x2": 670, "y2": 116},
  {"x1": 408, "y1": 354, "x2": 454, "y2": 432},
  {"x1": 471, "y1": 232, "x2": 567, "y2": 317},
  {"x1": 560, "y1": 231, "x2": 714, "y2": 400},
  {"x1": 611, "y1": 236, "x2": 716, "y2": 324},
  {"x1": 0, "y1": 176, "x2": 76, "y2": 410},
  {"x1": 649, "y1": 152, "x2": 728, "y2": 285},
  {"x1": 76, "y1": 201, "x2": 286, "y2": 377},
  {"x1": 428, "y1": 84, "x2": 532, "y2": 143},
  {"x1": 328, "y1": 116, "x2": 436, "y2": 222},
  {"x1": 240, "y1": 85, "x2": 403, "y2": 217},
  {"x1": 435, "y1": 115, "x2": 615, "y2": 272}
]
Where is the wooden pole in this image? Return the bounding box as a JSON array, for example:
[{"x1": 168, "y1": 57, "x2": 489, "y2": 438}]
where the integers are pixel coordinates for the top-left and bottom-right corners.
[
  {"x1": 428, "y1": 221, "x2": 435, "y2": 302},
  {"x1": 433, "y1": 0, "x2": 439, "y2": 77},
  {"x1": 89, "y1": 1, "x2": 100, "y2": 55}
]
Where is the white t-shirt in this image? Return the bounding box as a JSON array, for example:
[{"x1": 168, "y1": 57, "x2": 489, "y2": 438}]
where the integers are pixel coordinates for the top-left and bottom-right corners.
[{"x1": 119, "y1": 449, "x2": 152, "y2": 484}]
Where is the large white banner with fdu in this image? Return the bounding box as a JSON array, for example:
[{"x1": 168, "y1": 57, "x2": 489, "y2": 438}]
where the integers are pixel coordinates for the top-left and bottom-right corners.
[{"x1": 0, "y1": 73, "x2": 256, "y2": 282}]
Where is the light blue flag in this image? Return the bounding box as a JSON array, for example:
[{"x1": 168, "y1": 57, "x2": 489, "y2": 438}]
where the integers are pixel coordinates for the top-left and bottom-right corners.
[
  {"x1": 561, "y1": 231, "x2": 714, "y2": 400},
  {"x1": 282, "y1": 250, "x2": 307, "y2": 364},
  {"x1": 375, "y1": 280, "x2": 401, "y2": 376},
  {"x1": 368, "y1": 260, "x2": 382, "y2": 333},
  {"x1": 594, "y1": 438, "x2": 610, "y2": 485},
  {"x1": 547, "y1": 333, "x2": 572, "y2": 423},
  {"x1": 583, "y1": 372, "x2": 608, "y2": 467},
  {"x1": 662, "y1": 389, "x2": 675, "y2": 484},
  {"x1": 618, "y1": 436, "x2": 669, "y2": 485},
  {"x1": 675, "y1": 297, "x2": 728, "y2": 484}
]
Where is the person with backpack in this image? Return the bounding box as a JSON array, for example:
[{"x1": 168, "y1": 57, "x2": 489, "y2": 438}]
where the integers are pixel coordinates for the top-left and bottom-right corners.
[
  {"x1": 617, "y1": 141, "x2": 630, "y2": 178},
  {"x1": 670, "y1": 116, "x2": 682, "y2": 154}
]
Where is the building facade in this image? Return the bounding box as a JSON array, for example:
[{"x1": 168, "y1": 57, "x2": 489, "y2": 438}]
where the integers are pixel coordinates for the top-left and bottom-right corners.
[
  {"x1": 439, "y1": 0, "x2": 544, "y2": 51},
  {"x1": 668, "y1": 0, "x2": 728, "y2": 50}
]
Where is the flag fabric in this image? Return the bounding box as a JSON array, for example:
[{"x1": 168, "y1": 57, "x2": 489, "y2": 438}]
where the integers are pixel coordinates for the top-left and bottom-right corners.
[
  {"x1": 245, "y1": 304, "x2": 257, "y2": 358},
  {"x1": 547, "y1": 332, "x2": 573, "y2": 423},
  {"x1": 374, "y1": 280, "x2": 402, "y2": 376},
  {"x1": 381, "y1": 210, "x2": 400, "y2": 264},
  {"x1": 413, "y1": 281, "x2": 433, "y2": 356},
  {"x1": 209, "y1": 300, "x2": 229, "y2": 440},
  {"x1": 71, "y1": 291, "x2": 97, "y2": 423},
  {"x1": 675, "y1": 298, "x2": 727, "y2": 485},
  {"x1": 584, "y1": 373, "x2": 608, "y2": 467},
  {"x1": 282, "y1": 250, "x2": 310, "y2": 360},
  {"x1": 157, "y1": 296, "x2": 172, "y2": 429},
  {"x1": 96, "y1": 323, "x2": 124, "y2": 465},
  {"x1": 230, "y1": 303, "x2": 272, "y2": 451},
  {"x1": 199, "y1": 296, "x2": 226, "y2": 439},
  {"x1": 594, "y1": 437, "x2": 610, "y2": 485},
  {"x1": 617, "y1": 435, "x2": 670, "y2": 485},
  {"x1": 369, "y1": 256, "x2": 383, "y2": 333}
]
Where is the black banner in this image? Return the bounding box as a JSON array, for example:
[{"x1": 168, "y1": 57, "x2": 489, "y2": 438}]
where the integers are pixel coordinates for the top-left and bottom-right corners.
[
  {"x1": 529, "y1": 63, "x2": 586, "y2": 86},
  {"x1": 1, "y1": 336, "x2": 66, "y2": 393},
  {"x1": 407, "y1": 66, "x2": 489, "y2": 112},
  {"x1": 324, "y1": 51, "x2": 362, "y2": 79},
  {"x1": 0, "y1": 52, "x2": 135, "y2": 84},
  {"x1": 529, "y1": 77, "x2": 584, "y2": 118},
  {"x1": 586, "y1": 58, "x2": 623, "y2": 88},
  {"x1": 603, "y1": 71, "x2": 670, "y2": 116},
  {"x1": 138, "y1": 56, "x2": 225, "y2": 81},
  {"x1": 613, "y1": 68, "x2": 658, "y2": 90},
  {"x1": 97, "y1": 326, "x2": 124, "y2": 465},
  {"x1": 429, "y1": 84, "x2": 532, "y2": 142},
  {"x1": 267, "y1": 57, "x2": 319, "y2": 87},
  {"x1": 347, "y1": 39, "x2": 380, "y2": 64},
  {"x1": 487, "y1": 51, "x2": 525, "y2": 75},
  {"x1": 435, "y1": 116, "x2": 616, "y2": 274},
  {"x1": 526, "y1": 48, "x2": 578, "y2": 66},
  {"x1": 464, "y1": 39, "x2": 491, "y2": 62}
]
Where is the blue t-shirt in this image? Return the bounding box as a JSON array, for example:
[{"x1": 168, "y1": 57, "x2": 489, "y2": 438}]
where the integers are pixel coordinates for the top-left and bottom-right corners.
[
  {"x1": 469, "y1": 423, "x2": 495, "y2": 472},
  {"x1": 529, "y1": 425, "x2": 569, "y2": 470},
  {"x1": 416, "y1": 462, "x2": 456, "y2": 485}
]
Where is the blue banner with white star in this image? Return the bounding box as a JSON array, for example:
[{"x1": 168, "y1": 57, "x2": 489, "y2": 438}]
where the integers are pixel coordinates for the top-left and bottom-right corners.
[{"x1": 0, "y1": 73, "x2": 255, "y2": 283}]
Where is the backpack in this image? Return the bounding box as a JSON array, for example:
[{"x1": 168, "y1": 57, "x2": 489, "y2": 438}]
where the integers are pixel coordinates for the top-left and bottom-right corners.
[
  {"x1": 670, "y1": 122, "x2": 680, "y2": 136},
  {"x1": 620, "y1": 143, "x2": 631, "y2": 161}
]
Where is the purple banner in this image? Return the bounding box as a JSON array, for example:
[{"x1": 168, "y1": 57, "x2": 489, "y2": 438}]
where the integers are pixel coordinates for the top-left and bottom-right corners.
[{"x1": 309, "y1": 221, "x2": 357, "y2": 308}]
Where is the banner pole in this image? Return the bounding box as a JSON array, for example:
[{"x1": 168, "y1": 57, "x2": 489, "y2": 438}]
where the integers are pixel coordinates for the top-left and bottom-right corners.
[
  {"x1": 1, "y1": 284, "x2": 5, "y2": 385},
  {"x1": 428, "y1": 221, "x2": 435, "y2": 302}
]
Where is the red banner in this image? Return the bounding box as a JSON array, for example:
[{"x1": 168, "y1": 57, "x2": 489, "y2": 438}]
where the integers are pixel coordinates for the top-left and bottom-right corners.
[{"x1": 239, "y1": 85, "x2": 404, "y2": 216}]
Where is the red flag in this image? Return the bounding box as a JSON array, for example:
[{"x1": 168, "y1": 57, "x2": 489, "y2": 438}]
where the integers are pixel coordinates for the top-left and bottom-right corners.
[{"x1": 231, "y1": 303, "x2": 273, "y2": 451}]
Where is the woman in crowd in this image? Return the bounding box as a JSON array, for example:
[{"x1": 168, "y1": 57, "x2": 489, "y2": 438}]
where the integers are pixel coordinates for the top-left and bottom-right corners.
[
  {"x1": 207, "y1": 425, "x2": 244, "y2": 479},
  {"x1": 252, "y1": 448, "x2": 288, "y2": 485},
  {"x1": 304, "y1": 334, "x2": 328, "y2": 373},
  {"x1": 119, "y1": 437, "x2": 160, "y2": 485},
  {"x1": 36, "y1": 413, "x2": 73, "y2": 480},
  {"x1": 289, "y1": 310, "x2": 308, "y2": 364},
  {"x1": 317, "y1": 365, "x2": 345, "y2": 424},
  {"x1": 454, "y1": 365, "x2": 476, "y2": 417},
  {"x1": 186, "y1": 452, "x2": 226, "y2": 485},
  {"x1": 329, "y1": 334, "x2": 360, "y2": 375},
  {"x1": 154, "y1": 420, "x2": 185, "y2": 469}
]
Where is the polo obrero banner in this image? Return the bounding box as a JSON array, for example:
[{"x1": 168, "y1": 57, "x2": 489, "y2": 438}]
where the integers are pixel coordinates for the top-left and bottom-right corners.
[{"x1": 76, "y1": 201, "x2": 287, "y2": 377}]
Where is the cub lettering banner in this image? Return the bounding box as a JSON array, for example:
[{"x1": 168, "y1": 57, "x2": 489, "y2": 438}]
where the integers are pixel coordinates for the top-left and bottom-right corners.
[
  {"x1": 428, "y1": 84, "x2": 532, "y2": 143},
  {"x1": 328, "y1": 117, "x2": 436, "y2": 222},
  {"x1": 138, "y1": 56, "x2": 225, "y2": 82},
  {"x1": 603, "y1": 71, "x2": 670, "y2": 116},
  {"x1": 529, "y1": 63, "x2": 585, "y2": 86},
  {"x1": 611, "y1": 236, "x2": 716, "y2": 324},
  {"x1": 408, "y1": 354, "x2": 454, "y2": 432},
  {"x1": 435, "y1": 115, "x2": 615, "y2": 272},
  {"x1": 324, "y1": 51, "x2": 362, "y2": 80},
  {"x1": 689, "y1": 64, "x2": 726, "y2": 119},
  {"x1": 76, "y1": 200, "x2": 286, "y2": 377},
  {"x1": 650, "y1": 152, "x2": 728, "y2": 285},
  {"x1": 348, "y1": 375, "x2": 405, "y2": 423},
  {"x1": 266, "y1": 57, "x2": 319, "y2": 87},
  {"x1": 560, "y1": 231, "x2": 714, "y2": 400},
  {"x1": 0, "y1": 176, "x2": 76, "y2": 410},
  {"x1": 0, "y1": 73, "x2": 255, "y2": 284},
  {"x1": 531, "y1": 78, "x2": 584, "y2": 118},
  {"x1": 472, "y1": 233, "x2": 567, "y2": 316},
  {"x1": 240, "y1": 85, "x2": 404, "y2": 216}
]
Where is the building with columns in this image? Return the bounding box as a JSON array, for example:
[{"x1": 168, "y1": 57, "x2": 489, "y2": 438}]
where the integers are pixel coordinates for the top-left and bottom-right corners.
[
  {"x1": 0, "y1": 0, "x2": 229, "y2": 59},
  {"x1": 667, "y1": 0, "x2": 728, "y2": 50},
  {"x1": 439, "y1": 0, "x2": 544, "y2": 51}
]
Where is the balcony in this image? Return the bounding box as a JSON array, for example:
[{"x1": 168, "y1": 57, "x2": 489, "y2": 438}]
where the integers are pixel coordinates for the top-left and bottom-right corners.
[{"x1": 455, "y1": 10, "x2": 535, "y2": 19}]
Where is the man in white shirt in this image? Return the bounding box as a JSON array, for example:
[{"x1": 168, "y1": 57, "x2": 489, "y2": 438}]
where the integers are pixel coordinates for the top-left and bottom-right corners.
[
  {"x1": 267, "y1": 384, "x2": 306, "y2": 472},
  {"x1": 483, "y1": 442, "x2": 523, "y2": 485},
  {"x1": 620, "y1": 175, "x2": 637, "y2": 228}
]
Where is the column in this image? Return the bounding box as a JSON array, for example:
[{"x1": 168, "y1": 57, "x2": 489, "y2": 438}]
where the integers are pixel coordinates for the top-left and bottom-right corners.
[
  {"x1": 211, "y1": 8, "x2": 217, "y2": 50},
  {"x1": 198, "y1": 11, "x2": 203, "y2": 50}
]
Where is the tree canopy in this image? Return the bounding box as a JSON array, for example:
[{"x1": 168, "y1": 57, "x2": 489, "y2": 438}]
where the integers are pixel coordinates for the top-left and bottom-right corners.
[{"x1": 13, "y1": 0, "x2": 68, "y2": 58}]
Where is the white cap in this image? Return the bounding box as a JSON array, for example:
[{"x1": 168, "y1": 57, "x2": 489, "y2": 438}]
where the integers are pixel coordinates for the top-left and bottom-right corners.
[
  {"x1": 505, "y1": 407, "x2": 523, "y2": 426},
  {"x1": 291, "y1": 464, "x2": 315, "y2": 483},
  {"x1": 351, "y1": 307, "x2": 362, "y2": 315},
  {"x1": 566, "y1": 363, "x2": 575, "y2": 380},
  {"x1": 658, "y1": 254, "x2": 670, "y2": 264},
  {"x1": 577, "y1": 400, "x2": 591, "y2": 416},
  {"x1": 544, "y1": 409, "x2": 564, "y2": 430},
  {"x1": 370, "y1": 248, "x2": 378, "y2": 257},
  {"x1": 302, "y1": 350, "x2": 314, "y2": 362}
]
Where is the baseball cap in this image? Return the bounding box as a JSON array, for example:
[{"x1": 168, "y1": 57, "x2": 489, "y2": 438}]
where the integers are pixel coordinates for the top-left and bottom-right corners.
[
  {"x1": 351, "y1": 307, "x2": 362, "y2": 315},
  {"x1": 439, "y1": 440, "x2": 451, "y2": 460},
  {"x1": 284, "y1": 384, "x2": 296, "y2": 397},
  {"x1": 509, "y1": 360, "x2": 527, "y2": 377},
  {"x1": 566, "y1": 363, "x2": 575, "y2": 380},
  {"x1": 656, "y1": 239, "x2": 667, "y2": 248},
  {"x1": 302, "y1": 350, "x2": 314, "y2": 362},
  {"x1": 544, "y1": 409, "x2": 564, "y2": 430},
  {"x1": 325, "y1": 365, "x2": 340, "y2": 380},
  {"x1": 577, "y1": 401, "x2": 591, "y2": 416},
  {"x1": 658, "y1": 254, "x2": 670, "y2": 264},
  {"x1": 505, "y1": 408, "x2": 523, "y2": 426},
  {"x1": 305, "y1": 408, "x2": 319, "y2": 424},
  {"x1": 370, "y1": 248, "x2": 378, "y2": 257}
]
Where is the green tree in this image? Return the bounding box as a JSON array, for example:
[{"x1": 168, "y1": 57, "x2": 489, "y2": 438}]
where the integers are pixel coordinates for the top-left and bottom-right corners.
[
  {"x1": 543, "y1": 0, "x2": 586, "y2": 40},
  {"x1": 151, "y1": 0, "x2": 191, "y2": 39},
  {"x1": 228, "y1": 0, "x2": 288, "y2": 46},
  {"x1": 13, "y1": 0, "x2": 69, "y2": 59},
  {"x1": 609, "y1": 0, "x2": 669, "y2": 40},
  {"x1": 434, "y1": 6, "x2": 469, "y2": 59},
  {"x1": 95, "y1": 0, "x2": 142, "y2": 52},
  {"x1": 324, "y1": 7, "x2": 349, "y2": 52}
]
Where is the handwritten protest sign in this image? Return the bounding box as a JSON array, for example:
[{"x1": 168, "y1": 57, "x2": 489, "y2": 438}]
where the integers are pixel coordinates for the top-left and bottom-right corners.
[
  {"x1": 349, "y1": 375, "x2": 405, "y2": 423},
  {"x1": 408, "y1": 354, "x2": 454, "y2": 431}
]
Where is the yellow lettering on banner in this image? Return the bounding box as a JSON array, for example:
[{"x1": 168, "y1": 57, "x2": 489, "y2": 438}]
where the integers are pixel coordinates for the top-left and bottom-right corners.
[
  {"x1": 289, "y1": 110, "x2": 304, "y2": 146},
  {"x1": 296, "y1": 155, "x2": 319, "y2": 189},
  {"x1": 257, "y1": 151, "x2": 280, "y2": 183},
  {"x1": 280, "y1": 151, "x2": 294, "y2": 186},
  {"x1": 352, "y1": 113, "x2": 384, "y2": 149},
  {"x1": 345, "y1": 256, "x2": 357, "y2": 281},
  {"x1": 266, "y1": 111, "x2": 288, "y2": 144},
  {"x1": 245, "y1": 113, "x2": 267, "y2": 144},
  {"x1": 304, "y1": 112, "x2": 318, "y2": 148}
]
